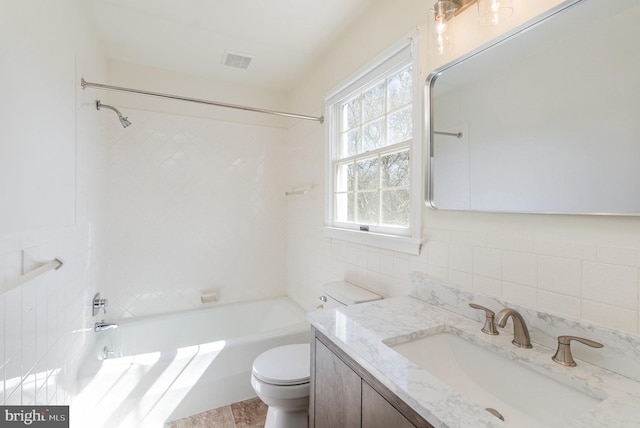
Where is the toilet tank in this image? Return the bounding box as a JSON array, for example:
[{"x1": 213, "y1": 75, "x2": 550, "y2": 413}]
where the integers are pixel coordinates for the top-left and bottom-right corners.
[{"x1": 321, "y1": 280, "x2": 382, "y2": 309}]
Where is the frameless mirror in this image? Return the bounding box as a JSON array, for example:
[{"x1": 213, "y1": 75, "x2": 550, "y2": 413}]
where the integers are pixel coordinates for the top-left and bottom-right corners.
[{"x1": 427, "y1": 0, "x2": 640, "y2": 214}]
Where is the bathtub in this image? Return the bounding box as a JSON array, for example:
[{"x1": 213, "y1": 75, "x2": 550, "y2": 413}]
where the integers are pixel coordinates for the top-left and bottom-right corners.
[{"x1": 72, "y1": 296, "x2": 310, "y2": 428}]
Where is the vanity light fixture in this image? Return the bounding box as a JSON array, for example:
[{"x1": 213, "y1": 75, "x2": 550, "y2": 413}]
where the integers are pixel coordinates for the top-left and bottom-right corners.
[{"x1": 428, "y1": 0, "x2": 514, "y2": 54}]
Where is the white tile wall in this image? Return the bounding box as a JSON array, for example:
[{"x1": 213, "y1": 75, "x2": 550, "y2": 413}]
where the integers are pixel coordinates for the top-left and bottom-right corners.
[
  {"x1": 0, "y1": 226, "x2": 104, "y2": 406},
  {"x1": 106, "y1": 109, "x2": 288, "y2": 318},
  {"x1": 1, "y1": 0, "x2": 107, "y2": 406},
  {"x1": 287, "y1": 219, "x2": 640, "y2": 336},
  {"x1": 420, "y1": 230, "x2": 640, "y2": 335},
  {"x1": 0, "y1": 97, "x2": 106, "y2": 405}
]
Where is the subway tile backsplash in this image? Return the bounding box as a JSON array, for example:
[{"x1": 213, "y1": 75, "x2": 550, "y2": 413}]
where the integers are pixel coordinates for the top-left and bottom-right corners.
[
  {"x1": 422, "y1": 228, "x2": 640, "y2": 335},
  {"x1": 410, "y1": 273, "x2": 640, "y2": 382}
]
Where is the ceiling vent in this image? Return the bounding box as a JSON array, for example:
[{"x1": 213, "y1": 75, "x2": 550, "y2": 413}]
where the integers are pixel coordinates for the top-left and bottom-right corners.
[{"x1": 222, "y1": 50, "x2": 254, "y2": 70}]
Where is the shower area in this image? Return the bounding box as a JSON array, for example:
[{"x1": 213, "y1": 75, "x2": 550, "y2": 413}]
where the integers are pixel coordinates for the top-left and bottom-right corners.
[
  {"x1": 84, "y1": 77, "x2": 323, "y2": 318},
  {"x1": 102, "y1": 106, "x2": 288, "y2": 318},
  {"x1": 71, "y1": 76, "x2": 319, "y2": 426}
]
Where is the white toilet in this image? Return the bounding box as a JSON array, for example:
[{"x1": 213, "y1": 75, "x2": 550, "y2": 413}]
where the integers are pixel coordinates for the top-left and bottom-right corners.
[{"x1": 250, "y1": 280, "x2": 382, "y2": 428}]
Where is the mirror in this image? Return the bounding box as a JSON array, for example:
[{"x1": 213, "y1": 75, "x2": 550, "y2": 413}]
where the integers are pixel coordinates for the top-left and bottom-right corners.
[{"x1": 427, "y1": 0, "x2": 640, "y2": 215}]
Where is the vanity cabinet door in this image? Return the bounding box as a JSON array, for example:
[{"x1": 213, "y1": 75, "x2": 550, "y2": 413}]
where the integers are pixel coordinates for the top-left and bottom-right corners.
[
  {"x1": 362, "y1": 381, "x2": 416, "y2": 428},
  {"x1": 313, "y1": 339, "x2": 362, "y2": 428},
  {"x1": 311, "y1": 328, "x2": 432, "y2": 428}
]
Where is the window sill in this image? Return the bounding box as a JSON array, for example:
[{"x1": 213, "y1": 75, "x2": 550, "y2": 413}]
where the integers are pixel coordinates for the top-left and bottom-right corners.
[{"x1": 323, "y1": 227, "x2": 422, "y2": 255}]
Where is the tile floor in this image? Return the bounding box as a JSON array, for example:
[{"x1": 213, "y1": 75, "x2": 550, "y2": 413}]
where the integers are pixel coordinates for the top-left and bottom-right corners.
[{"x1": 166, "y1": 397, "x2": 268, "y2": 428}]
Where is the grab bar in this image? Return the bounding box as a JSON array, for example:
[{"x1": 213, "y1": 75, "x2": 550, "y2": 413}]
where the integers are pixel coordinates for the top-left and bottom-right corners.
[{"x1": 1, "y1": 258, "x2": 64, "y2": 294}]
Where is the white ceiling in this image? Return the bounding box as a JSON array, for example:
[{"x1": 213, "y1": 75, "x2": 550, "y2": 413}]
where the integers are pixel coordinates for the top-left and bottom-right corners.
[{"x1": 87, "y1": 0, "x2": 379, "y2": 92}]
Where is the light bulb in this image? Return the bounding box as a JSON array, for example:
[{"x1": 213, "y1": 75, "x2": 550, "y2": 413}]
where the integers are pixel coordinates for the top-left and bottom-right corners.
[
  {"x1": 436, "y1": 17, "x2": 448, "y2": 35},
  {"x1": 435, "y1": 18, "x2": 449, "y2": 54},
  {"x1": 428, "y1": 1, "x2": 457, "y2": 55},
  {"x1": 478, "y1": 0, "x2": 513, "y2": 26}
]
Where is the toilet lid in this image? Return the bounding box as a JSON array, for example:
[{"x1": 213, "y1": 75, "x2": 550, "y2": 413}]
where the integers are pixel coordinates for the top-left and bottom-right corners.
[{"x1": 252, "y1": 344, "x2": 310, "y2": 386}]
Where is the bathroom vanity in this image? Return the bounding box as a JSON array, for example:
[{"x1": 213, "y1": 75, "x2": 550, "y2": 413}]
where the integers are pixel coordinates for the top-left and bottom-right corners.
[
  {"x1": 307, "y1": 274, "x2": 640, "y2": 427},
  {"x1": 311, "y1": 328, "x2": 431, "y2": 428}
]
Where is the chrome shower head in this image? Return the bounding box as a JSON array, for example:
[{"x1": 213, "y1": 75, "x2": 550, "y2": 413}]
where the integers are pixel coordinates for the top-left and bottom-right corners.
[
  {"x1": 119, "y1": 115, "x2": 132, "y2": 128},
  {"x1": 96, "y1": 100, "x2": 132, "y2": 128}
]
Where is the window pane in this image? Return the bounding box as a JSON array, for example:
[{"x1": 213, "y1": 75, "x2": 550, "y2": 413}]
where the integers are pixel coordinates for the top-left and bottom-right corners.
[
  {"x1": 356, "y1": 191, "x2": 379, "y2": 224},
  {"x1": 336, "y1": 192, "x2": 355, "y2": 223},
  {"x1": 388, "y1": 106, "x2": 412, "y2": 145},
  {"x1": 387, "y1": 67, "x2": 413, "y2": 110},
  {"x1": 331, "y1": 47, "x2": 414, "y2": 233},
  {"x1": 343, "y1": 97, "x2": 361, "y2": 130},
  {"x1": 363, "y1": 119, "x2": 385, "y2": 152},
  {"x1": 356, "y1": 157, "x2": 379, "y2": 190},
  {"x1": 381, "y1": 150, "x2": 410, "y2": 188},
  {"x1": 362, "y1": 83, "x2": 385, "y2": 122},
  {"x1": 340, "y1": 129, "x2": 360, "y2": 158},
  {"x1": 336, "y1": 162, "x2": 355, "y2": 192},
  {"x1": 382, "y1": 189, "x2": 410, "y2": 227}
]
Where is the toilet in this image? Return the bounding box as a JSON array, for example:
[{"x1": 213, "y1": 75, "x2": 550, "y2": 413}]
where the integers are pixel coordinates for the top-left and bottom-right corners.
[{"x1": 250, "y1": 280, "x2": 382, "y2": 428}]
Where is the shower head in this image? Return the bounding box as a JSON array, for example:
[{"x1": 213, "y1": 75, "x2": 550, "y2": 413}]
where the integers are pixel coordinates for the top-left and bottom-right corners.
[{"x1": 96, "y1": 100, "x2": 132, "y2": 128}]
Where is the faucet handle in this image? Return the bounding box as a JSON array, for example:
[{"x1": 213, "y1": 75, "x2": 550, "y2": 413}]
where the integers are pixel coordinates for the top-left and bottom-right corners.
[
  {"x1": 93, "y1": 292, "x2": 108, "y2": 316},
  {"x1": 552, "y1": 335, "x2": 604, "y2": 367},
  {"x1": 469, "y1": 303, "x2": 499, "y2": 335}
]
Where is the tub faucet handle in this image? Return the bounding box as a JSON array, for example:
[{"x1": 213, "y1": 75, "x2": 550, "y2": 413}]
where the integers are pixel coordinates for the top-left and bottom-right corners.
[
  {"x1": 93, "y1": 292, "x2": 108, "y2": 316},
  {"x1": 469, "y1": 303, "x2": 499, "y2": 335},
  {"x1": 552, "y1": 335, "x2": 604, "y2": 367},
  {"x1": 94, "y1": 319, "x2": 119, "y2": 332}
]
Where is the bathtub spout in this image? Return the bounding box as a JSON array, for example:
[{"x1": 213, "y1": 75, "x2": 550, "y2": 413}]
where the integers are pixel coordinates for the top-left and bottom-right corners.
[{"x1": 95, "y1": 320, "x2": 119, "y2": 332}]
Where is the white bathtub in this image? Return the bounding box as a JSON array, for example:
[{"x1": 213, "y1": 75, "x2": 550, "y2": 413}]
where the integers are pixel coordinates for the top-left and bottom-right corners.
[{"x1": 72, "y1": 297, "x2": 310, "y2": 428}]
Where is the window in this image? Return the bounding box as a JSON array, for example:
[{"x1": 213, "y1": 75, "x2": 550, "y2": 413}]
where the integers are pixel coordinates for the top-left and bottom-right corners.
[{"x1": 324, "y1": 35, "x2": 422, "y2": 254}]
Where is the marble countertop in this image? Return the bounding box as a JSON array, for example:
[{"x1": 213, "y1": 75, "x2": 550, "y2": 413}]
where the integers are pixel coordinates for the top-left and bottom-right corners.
[{"x1": 307, "y1": 296, "x2": 640, "y2": 428}]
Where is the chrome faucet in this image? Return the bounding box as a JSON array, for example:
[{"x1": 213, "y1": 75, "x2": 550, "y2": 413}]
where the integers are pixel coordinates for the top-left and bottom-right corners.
[
  {"x1": 94, "y1": 320, "x2": 119, "y2": 332},
  {"x1": 496, "y1": 308, "x2": 532, "y2": 348},
  {"x1": 93, "y1": 292, "x2": 108, "y2": 316},
  {"x1": 100, "y1": 346, "x2": 115, "y2": 360}
]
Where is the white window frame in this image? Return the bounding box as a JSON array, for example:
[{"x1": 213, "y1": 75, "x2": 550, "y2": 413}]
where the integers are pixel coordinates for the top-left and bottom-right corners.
[{"x1": 324, "y1": 31, "x2": 423, "y2": 255}]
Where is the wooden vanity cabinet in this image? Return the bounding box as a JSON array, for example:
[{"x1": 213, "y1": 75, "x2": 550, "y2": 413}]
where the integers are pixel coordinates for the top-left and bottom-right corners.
[{"x1": 310, "y1": 327, "x2": 433, "y2": 428}]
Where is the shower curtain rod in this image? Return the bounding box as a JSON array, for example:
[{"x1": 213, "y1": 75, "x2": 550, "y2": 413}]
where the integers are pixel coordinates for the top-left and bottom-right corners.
[{"x1": 81, "y1": 78, "x2": 324, "y2": 124}]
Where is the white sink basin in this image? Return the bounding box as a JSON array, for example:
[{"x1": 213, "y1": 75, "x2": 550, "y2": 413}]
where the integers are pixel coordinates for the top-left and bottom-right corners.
[{"x1": 385, "y1": 330, "x2": 604, "y2": 427}]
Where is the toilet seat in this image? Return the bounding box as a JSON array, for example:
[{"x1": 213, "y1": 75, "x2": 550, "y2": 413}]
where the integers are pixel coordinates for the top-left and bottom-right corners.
[{"x1": 252, "y1": 344, "x2": 310, "y2": 386}]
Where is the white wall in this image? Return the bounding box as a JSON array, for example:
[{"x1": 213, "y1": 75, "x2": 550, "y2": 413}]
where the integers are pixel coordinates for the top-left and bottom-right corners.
[
  {"x1": 0, "y1": 1, "x2": 107, "y2": 405},
  {"x1": 105, "y1": 108, "x2": 287, "y2": 318},
  {"x1": 285, "y1": 0, "x2": 640, "y2": 336}
]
